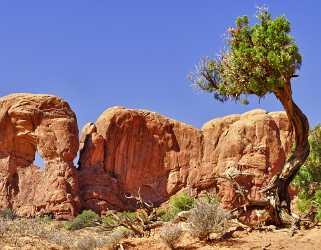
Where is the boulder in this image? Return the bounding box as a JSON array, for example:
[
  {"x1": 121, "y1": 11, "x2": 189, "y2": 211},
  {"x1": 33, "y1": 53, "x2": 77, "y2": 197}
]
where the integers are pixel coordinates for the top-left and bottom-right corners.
[{"x1": 0, "y1": 93, "x2": 80, "y2": 219}]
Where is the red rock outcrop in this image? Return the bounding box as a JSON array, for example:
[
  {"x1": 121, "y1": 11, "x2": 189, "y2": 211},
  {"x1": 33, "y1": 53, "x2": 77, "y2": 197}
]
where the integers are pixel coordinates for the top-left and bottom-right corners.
[
  {"x1": 78, "y1": 107, "x2": 205, "y2": 212},
  {"x1": 78, "y1": 107, "x2": 293, "y2": 216},
  {"x1": 202, "y1": 109, "x2": 293, "y2": 222},
  {"x1": 0, "y1": 92, "x2": 293, "y2": 221},
  {"x1": 0, "y1": 93, "x2": 80, "y2": 219}
]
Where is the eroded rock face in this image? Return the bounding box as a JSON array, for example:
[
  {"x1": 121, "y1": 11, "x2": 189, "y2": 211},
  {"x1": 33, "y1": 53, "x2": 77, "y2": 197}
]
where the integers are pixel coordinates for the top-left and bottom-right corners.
[
  {"x1": 0, "y1": 93, "x2": 80, "y2": 219},
  {"x1": 78, "y1": 107, "x2": 205, "y2": 212},
  {"x1": 202, "y1": 109, "x2": 293, "y2": 223},
  {"x1": 0, "y1": 93, "x2": 293, "y2": 222},
  {"x1": 79, "y1": 107, "x2": 293, "y2": 217}
]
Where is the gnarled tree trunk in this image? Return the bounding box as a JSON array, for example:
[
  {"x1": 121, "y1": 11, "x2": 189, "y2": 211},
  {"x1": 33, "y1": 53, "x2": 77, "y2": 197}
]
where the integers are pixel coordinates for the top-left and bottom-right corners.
[{"x1": 261, "y1": 80, "x2": 310, "y2": 226}]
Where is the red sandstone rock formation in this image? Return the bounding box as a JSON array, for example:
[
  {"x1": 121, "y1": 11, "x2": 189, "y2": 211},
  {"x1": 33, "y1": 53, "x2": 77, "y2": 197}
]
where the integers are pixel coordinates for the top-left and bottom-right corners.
[
  {"x1": 78, "y1": 107, "x2": 204, "y2": 212},
  {"x1": 202, "y1": 110, "x2": 293, "y2": 223},
  {"x1": 0, "y1": 93, "x2": 80, "y2": 219},
  {"x1": 0, "y1": 93, "x2": 293, "y2": 221},
  {"x1": 78, "y1": 107, "x2": 293, "y2": 217}
]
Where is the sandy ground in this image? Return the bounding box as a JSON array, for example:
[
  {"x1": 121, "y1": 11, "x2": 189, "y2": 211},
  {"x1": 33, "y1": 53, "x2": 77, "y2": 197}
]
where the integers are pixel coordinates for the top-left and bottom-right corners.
[
  {"x1": 2, "y1": 220, "x2": 321, "y2": 250},
  {"x1": 122, "y1": 226, "x2": 321, "y2": 250}
]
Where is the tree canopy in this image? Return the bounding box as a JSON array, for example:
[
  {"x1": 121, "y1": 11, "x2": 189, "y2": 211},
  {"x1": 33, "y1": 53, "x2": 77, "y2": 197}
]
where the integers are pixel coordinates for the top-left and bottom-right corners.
[{"x1": 189, "y1": 7, "x2": 302, "y2": 103}]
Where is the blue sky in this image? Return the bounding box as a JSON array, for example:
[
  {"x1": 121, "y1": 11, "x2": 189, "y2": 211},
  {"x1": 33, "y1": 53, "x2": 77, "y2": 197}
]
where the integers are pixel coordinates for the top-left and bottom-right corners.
[{"x1": 1, "y1": 1, "x2": 320, "y2": 131}]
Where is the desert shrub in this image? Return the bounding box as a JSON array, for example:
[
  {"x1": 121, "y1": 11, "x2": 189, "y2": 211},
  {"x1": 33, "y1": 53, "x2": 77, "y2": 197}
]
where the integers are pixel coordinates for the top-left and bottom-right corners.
[
  {"x1": 187, "y1": 199, "x2": 230, "y2": 240},
  {"x1": 0, "y1": 217, "x2": 120, "y2": 249},
  {"x1": 46, "y1": 230, "x2": 73, "y2": 248},
  {"x1": 159, "y1": 223, "x2": 183, "y2": 250},
  {"x1": 0, "y1": 208, "x2": 15, "y2": 220},
  {"x1": 158, "y1": 207, "x2": 180, "y2": 222},
  {"x1": 102, "y1": 213, "x2": 117, "y2": 227},
  {"x1": 34, "y1": 214, "x2": 54, "y2": 225},
  {"x1": 41, "y1": 213, "x2": 53, "y2": 222},
  {"x1": 160, "y1": 192, "x2": 195, "y2": 222},
  {"x1": 170, "y1": 191, "x2": 195, "y2": 211},
  {"x1": 0, "y1": 218, "x2": 8, "y2": 236},
  {"x1": 117, "y1": 211, "x2": 136, "y2": 222},
  {"x1": 293, "y1": 125, "x2": 321, "y2": 220},
  {"x1": 74, "y1": 236, "x2": 98, "y2": 250},
  {"x1": 106, "y1": 227, "x2": 133, "y2": 248},
  {"x1": 0, "y1": 209, "x2": 158, "y2": 248},
  {"x1": 102, "y1": 211, "x2": 136, "y2": 228},
  {"x1": 64, "y1": 210, "x2": 100, "y2": 230}
]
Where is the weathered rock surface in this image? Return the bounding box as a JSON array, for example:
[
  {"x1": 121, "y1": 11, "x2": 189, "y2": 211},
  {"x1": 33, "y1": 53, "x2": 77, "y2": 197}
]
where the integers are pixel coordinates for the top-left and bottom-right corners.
[
  {"x1": 78, "y1": 107, "x2": 205, "y2": 212},
  {"x1": 0, "y1": 92, "x2": 293, "y2": 222},
  {"x1": 0, "y1": 93, "x2": 80, "y2": 219},
  {"x1": 78, "y1": 107, "x2": 293, "y2": 217},
  {"x1": 202, "y1": 109, "x2": 293, "y2": 223}
]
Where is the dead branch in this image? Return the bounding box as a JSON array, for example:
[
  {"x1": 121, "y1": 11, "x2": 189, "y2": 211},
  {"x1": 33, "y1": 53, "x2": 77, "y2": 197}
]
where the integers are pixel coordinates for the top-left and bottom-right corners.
[{"x1": 102, "y1": 188, "x2": 164, "y2": 238}]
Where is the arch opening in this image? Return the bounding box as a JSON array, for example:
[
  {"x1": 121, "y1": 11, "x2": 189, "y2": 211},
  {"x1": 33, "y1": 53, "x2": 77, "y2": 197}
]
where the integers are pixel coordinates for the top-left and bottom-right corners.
[{"x1": 34, "y1": 151, "x2": 45, "y2": 169}]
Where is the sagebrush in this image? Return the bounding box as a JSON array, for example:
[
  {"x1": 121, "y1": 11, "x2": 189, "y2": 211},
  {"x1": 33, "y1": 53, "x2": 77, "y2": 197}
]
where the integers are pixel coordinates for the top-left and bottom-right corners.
[
  {"x1": 160, "y1": 223, "x2": 183, "y2": 249},
  {"x1": 187, "y1": 199, "x2": 230, "y2": 240}
]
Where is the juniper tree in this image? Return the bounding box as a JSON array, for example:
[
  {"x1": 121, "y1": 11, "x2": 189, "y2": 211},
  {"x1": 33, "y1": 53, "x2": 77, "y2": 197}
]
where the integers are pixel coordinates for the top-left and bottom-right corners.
[{"x1": 189, "y1": 7, "x2": 309, "y2": 226}]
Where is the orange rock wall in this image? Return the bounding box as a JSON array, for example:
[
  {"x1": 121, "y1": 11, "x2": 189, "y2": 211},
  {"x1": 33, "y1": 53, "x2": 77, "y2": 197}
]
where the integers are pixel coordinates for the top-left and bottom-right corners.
[
  {"x1": 78, "y1": 107, "x2": 293, "y2": 214},
  {"x1": 0, "y1": 93, "x2": 293, "y2": 219}
]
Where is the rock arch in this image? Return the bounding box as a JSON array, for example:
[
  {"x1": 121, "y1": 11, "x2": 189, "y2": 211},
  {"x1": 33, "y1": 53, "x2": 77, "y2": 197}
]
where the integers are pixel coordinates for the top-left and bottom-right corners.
[{"x1": 0, "y1": 93, "x2": 80, "y2": 219}]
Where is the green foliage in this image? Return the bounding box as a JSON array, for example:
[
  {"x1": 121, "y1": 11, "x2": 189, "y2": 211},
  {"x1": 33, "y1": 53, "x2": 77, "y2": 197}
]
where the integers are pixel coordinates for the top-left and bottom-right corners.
[
  {"x1": 296, "y1": 198, "x2": 311, "y2": 213},
  {"x1": 158, "y1": 207, "x2": 180, "y2": 222},
  {"x1": 64, "y1": 210, "x2": 99, "y2": 230},
  {"x1": 0, "y1": 208, "x2": 15, "y2": 220},
  {"x1": 169, "y1": 191, "x2": 195, "y2": 211},
  {"x1": 102, "y1": 211, "x2": 136, "y2": 227},
  {"x1": 102, "y1": 214, "x2": 117, "y2": 226},
  {"x1": 159, "y1": 192, "x2": 195, "y2": 222},
  {"x1": 189, "y1": 6, "x2": 301, "y2": 103},
  {"x1": 35, "y1": 213, "x2": 54, "y2": 224},
  {"x1": 293, "y1": 126, "x2": 321, "y2": 219}
]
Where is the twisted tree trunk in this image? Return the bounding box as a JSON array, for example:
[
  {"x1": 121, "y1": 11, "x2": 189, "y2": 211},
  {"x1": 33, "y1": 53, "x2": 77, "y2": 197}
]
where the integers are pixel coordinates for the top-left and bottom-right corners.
[{"x1": 261, "y1": 80, "x2": 310, "y2": 226}]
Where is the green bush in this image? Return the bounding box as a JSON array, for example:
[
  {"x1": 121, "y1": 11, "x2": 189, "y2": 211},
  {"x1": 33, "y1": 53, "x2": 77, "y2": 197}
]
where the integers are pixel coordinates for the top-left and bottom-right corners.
[
  {"x1": 0, "y1": 208, "x2": 15, "y2": 220},
  {"x1": 102, "y1": 211, "x2": 137, "y2": 228},
  {"x1": 159, "y1": 192, "x2": 195, "y2": 222},
  {"x1": 169, "y1": 192, "x2": 195, "y2": 211},
  {"x1": 158, "y1": 207, "x2": 180, "y2": 222},
  {"x1": 64, "y1": 210, "x2": 99, "y2": 230},
  {"x1": 296, "y1": 197, "x2": 311, "y2": 213},
  {"x1": 293, "y1": 125, "x2": 321, "y2": 220}
]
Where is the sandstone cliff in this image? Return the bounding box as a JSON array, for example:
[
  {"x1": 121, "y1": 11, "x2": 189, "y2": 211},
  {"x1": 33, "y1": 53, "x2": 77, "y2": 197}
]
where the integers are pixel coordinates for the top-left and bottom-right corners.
[
  {"x1": 0, "y1": 93, "x2": 293, "y2": 220},
  {"x1": 78, "y1": 107, "x2": 293, "y2": 218}
]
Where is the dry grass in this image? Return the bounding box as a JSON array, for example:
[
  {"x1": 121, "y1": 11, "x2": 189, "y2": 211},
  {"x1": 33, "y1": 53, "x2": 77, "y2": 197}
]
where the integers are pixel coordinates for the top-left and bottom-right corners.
[
  {"x1": 159, "y1": 223, "x2": 183, "y2": 249},
  {"x1": 0, "y1": 217, "x2": 131, "y2": 249},
  {"x1": 187, "y1": 199, "x2": 231, "y2": 240}
]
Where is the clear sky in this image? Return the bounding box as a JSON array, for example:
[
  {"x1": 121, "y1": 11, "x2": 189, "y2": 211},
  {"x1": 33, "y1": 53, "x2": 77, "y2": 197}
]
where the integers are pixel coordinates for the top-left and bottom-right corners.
[{"x1": 1, "y1": 1, "x2": 320, "y2": 131}]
